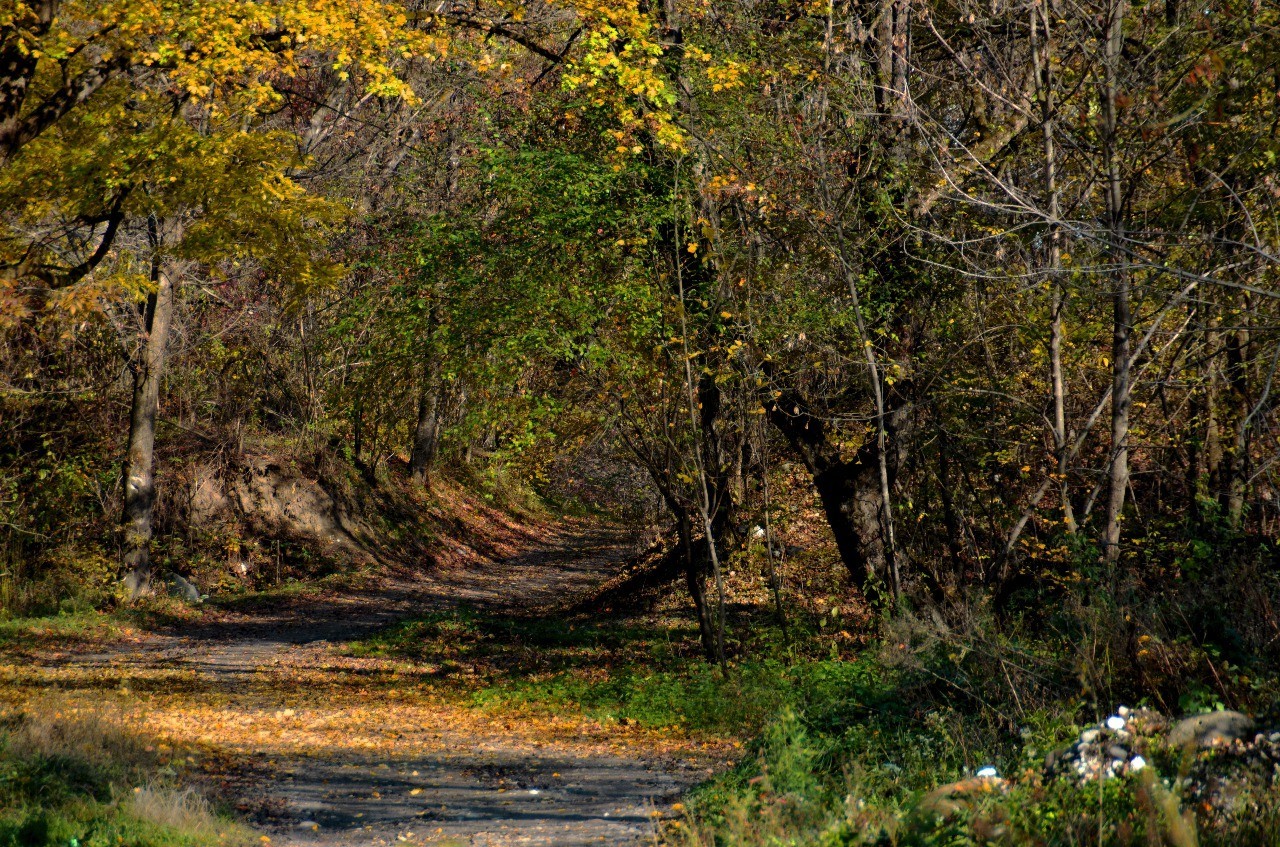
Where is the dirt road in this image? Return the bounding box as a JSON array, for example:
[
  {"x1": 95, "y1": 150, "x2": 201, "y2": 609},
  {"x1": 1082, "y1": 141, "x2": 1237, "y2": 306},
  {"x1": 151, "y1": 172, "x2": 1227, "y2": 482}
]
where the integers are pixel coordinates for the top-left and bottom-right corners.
[{"x1": 4, "y1": 526, "x2": 722, "y2": 846}]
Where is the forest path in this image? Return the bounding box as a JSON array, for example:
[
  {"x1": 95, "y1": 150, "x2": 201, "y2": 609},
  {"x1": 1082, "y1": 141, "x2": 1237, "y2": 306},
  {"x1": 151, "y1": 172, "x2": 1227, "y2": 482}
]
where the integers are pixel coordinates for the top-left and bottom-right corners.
[{"x1": 4, "y1": 524, "x2": 724, "y2": 846}]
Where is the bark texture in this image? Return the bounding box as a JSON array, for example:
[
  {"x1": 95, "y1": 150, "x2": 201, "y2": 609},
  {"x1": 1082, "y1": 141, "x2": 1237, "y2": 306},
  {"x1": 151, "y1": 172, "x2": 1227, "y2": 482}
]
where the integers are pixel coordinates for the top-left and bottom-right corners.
[
  {"x1": 121, "y1": 239, "x2": 179, "y2": 598},
  {"x1": 765, "y1": 386, "x2": 911, "y2": 602}
]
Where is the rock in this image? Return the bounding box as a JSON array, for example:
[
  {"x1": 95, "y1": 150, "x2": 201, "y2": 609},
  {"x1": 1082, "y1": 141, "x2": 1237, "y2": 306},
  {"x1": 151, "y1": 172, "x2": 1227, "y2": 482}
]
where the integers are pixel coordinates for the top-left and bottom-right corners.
[
  {"x1": 1047, "y1": 710, "x2": 1159, "y2": 784},
  {"x1": 230, "y1": 456, "x2": 375, "y2": 562},
  {"x1": 1169, "y1": 711, "x2": 1255, "y2": 748},
  {"x1": 122, "y1": 570, "x2": 149, "y2": 598},
  {"x1": 188, "y1": 464, "x2": 230, "y2": 521},
  {"x1": 1040, "y1": 705, "x2": 1280, "y2": 815},
  {"x1": 1177, "y1": 722, "x2": 1280, "y2": 815},
  {"x1": 165, "y1": 573, "x2": 202, "y2": 604}
]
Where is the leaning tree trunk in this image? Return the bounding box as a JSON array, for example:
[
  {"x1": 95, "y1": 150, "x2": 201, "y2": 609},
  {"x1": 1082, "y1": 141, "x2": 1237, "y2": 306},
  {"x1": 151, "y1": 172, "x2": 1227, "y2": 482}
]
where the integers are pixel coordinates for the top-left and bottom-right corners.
[
  {"x1": 121, "y1": 221, "x2": 180, "y2": 598},
  {"x1": 764, "y1": 385, "x2": 912, "y2": 603}
]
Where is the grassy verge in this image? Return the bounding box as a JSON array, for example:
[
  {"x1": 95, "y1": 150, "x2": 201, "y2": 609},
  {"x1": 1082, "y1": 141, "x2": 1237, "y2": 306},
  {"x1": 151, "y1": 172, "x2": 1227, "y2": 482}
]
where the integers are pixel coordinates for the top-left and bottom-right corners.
[
  {"x1": 0, "y1": 706, "x2": 252, "y2": 847},
  {"x1": 0, "y1": 611, "x2": 134, "y2": 655},
  {"x1": 0, "y1": 598, "x2": 207, "y2": 656},
  {"x1": 347, "y1": 605, "x2": 812, "y2": 734},
  {"x1": 0, "y1": 564, "x2": 382, "y2": 655}
]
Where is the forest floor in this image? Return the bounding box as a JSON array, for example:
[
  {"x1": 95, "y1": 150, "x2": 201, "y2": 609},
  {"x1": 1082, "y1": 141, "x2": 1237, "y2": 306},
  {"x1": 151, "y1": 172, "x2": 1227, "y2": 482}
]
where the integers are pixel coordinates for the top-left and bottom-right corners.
[{"x1": 0, "y1": 523, "x2": 732, "y2": 846}]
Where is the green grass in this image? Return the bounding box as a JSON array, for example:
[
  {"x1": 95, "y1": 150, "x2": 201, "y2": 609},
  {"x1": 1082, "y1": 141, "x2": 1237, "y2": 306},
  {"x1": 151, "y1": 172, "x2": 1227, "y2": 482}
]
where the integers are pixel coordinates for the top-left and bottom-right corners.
[
  {"x1": 660, "y1": 607, "x2": 1280, "y2": 847},
  {"x1": 0, "y1": 595, "x2": 210, "y2": 655},
  {"x1": 0, "y1": 709, "x2": 253, "y2": 847},
  {"x1": 0, "y1": 610, "x2": 134, "y2": 654},
  {"x1": 348, "y1": 606, "x2": 821, "y2": 733},
  {"x1": 665, "y1": 698, "x2": 1280, "y2": 846},
  {"x1": 0, "y1": 565, "x2": 381, "y2": 655},
  {"x1": 205, "y1": 574, "x2": 330, "y2": 614}
]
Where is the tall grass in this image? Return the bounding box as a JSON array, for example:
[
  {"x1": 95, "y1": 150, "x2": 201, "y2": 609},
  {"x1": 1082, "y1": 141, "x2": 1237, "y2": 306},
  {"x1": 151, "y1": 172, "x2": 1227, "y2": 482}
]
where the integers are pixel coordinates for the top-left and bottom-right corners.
[{"x1": 0, "y1": 704, "x2": 252, "y2": 847}]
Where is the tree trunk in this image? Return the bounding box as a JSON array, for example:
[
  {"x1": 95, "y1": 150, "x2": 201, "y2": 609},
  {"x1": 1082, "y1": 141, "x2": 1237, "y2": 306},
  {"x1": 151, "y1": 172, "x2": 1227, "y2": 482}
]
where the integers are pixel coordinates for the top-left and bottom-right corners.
[
  {"x1": 936, "y1": 447, "x2": 965, "y2": 584},
  {"x1": 1033, "y1": 1, "x2": 1077, "y2": 535},
  {"x1": 410, "y1": 330, "x2": 443, "y2": 486},
  {"x1": 1223, "y1": 308, "x2": 1251, "y2": 527},
  {"x1": 765, "y1": 385, "x2": 910, "y2": 603},
  {"x1": 753, "y1": 417, "x2": 789, "y2": 636},
  {"x1": 409, "y1": 125, "x2": 458, "y2": 486},
  {"x1": 410, "y1": 381, "x2": 442, "y2": 486},
  {"x1": 121, "y1": 219, "x2": 179, "y2": 598},
  {"x1": 353, "y1": 394, "x2": 365, "y2": 465},
  {"x1": 676, "y1": 250, "x2": 728, "y2": 665},
  {"x1": 1100, "y1": 0, "x2": 1130, "y2": 563},
  {"x1": 675, "y1": 510, "x2": 718, "y2": 661}
]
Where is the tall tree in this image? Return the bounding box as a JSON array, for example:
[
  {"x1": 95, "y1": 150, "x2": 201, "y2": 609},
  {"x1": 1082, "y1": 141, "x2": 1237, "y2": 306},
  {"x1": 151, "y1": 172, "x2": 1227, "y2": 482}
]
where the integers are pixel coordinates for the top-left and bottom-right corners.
[{"x1": 1100, "y1": 0, "x2": 1131, "y2": 564}]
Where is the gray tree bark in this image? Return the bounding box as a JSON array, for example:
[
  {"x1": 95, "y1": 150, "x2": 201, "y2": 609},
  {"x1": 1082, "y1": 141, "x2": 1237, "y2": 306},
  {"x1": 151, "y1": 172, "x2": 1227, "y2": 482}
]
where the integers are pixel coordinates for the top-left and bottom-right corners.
[
  {"x1": 121, "y1": 217, "x2": 181, "y2": 598},
  {"x1": 1033, "y1": 1, "x2": 1077, "y2": 535},
  {"x1": 1101, "y1": 0, "x2": 1131, "y2": 563},
  {"x1": 410, "y1": 352, "x2": 443, "y2": 486}
]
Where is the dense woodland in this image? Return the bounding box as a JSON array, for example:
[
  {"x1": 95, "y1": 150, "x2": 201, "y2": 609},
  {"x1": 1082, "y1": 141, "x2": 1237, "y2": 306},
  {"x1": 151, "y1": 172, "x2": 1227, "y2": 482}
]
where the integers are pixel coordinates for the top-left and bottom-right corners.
[{"x1": 3, "y1": 0, "x2": 1280, "y2": 844}]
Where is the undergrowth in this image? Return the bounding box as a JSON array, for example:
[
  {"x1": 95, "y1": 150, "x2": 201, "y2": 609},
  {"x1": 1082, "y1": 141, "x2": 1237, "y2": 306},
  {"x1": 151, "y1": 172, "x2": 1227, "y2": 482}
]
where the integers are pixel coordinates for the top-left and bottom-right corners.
[
  {"x1": 658, "y1": 547, "x2": 1280, "y2": 847},
  {"x1": 349, "y1": 606, "x2": 825, "y2": 734}
]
